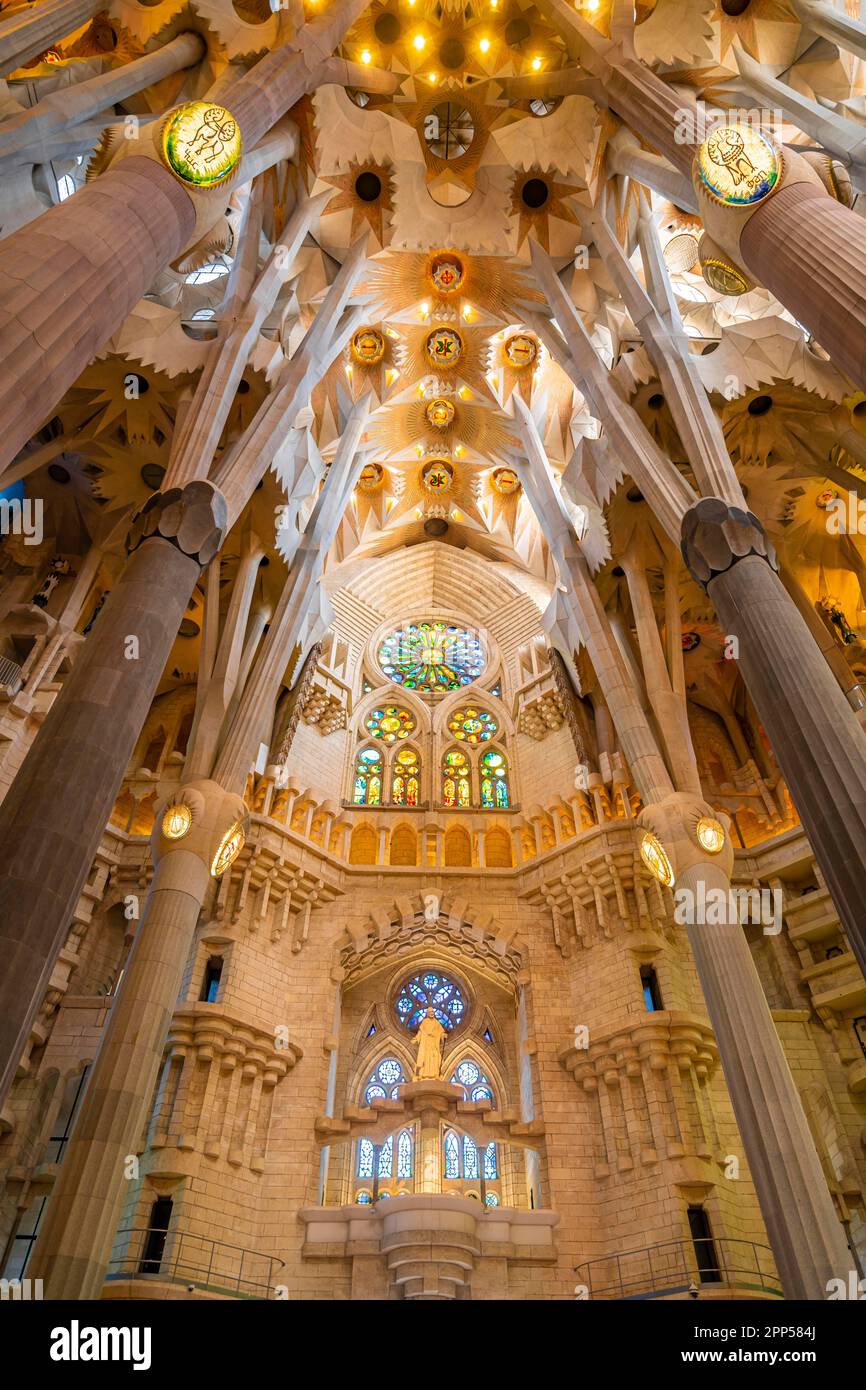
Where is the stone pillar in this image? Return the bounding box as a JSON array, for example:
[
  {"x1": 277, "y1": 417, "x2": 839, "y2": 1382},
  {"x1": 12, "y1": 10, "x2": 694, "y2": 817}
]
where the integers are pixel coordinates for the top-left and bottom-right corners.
[
  {"x1": 0, "y1": 0, "x2": 103, "y2": 76},
  {"x1": 681, "y1": 500, "x2": 866, "y2": 982},
  {"x1": 28, "y1": 780, "x2": 247, "y2": 1299},
  {"x1": 0, "y1": 0, "x2": 372, "y2": 468},
  {"x1": 0, "y1": 483, "x2": 226, "y2": 1109},
  {"x1": 643, "y1": 801, "x2": 853, "y2": 1300}
]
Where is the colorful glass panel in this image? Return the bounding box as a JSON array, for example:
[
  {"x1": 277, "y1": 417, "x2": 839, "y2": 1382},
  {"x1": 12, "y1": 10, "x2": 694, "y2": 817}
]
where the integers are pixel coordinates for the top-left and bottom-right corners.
[
  {"x1": 352, "y1": 746, "x2": 383, "y2": 805},
  {"x1": 392, "y1": 747, "x2": 420, "y2": 806},
  {"x1": 480, "y1": 748, "x2": 509, "y2": 809},
  {"x1": 395, "y1": 970, "x2": 465, "y2": 1031},
  {"x1": 425, "y1": 327, "x2": 463, "y2": 368},
  {"x1": 443, "y1": 748, "x2": 471, "y2": 808},
  {"x1": 447, "y1": 706, "x2": 497, "y2": 745},
  {"x1": 378, "y1": 621, "x2": 485, "y2": 694},
  {"x1": 365, "y1": 705, "x2": 415, "y2": 743}
]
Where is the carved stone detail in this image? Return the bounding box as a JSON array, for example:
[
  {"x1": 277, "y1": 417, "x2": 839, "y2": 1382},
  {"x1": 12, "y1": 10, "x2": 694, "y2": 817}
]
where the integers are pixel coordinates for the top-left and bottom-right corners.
[
  {"x1": 127, "y1": 480, "x2": 227, "y2": 567},
  {"x1": 680, "y1": 498, "x2": 778, "y2": 591}
]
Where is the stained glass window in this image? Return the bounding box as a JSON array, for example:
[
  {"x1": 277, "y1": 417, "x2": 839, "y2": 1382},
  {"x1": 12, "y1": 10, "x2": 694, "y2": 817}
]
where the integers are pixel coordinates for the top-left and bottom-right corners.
[
  {"x1": 379, "y1": 1135, "x2": 393, "y2": 1177},
  {"x1": 353, "y1": 746, "x2": 383, "y2": 805},
  {"x1": 365, "y1": 706, "x2": 416, "y2": 742},
  {"x1": 463, "y1": 1136, "x2": 479, "y2": 1180},
  {"x1": 443, "y1": 748, "x2": 471, "y2": 808},
  {"x1": 397, "y1": 1130, "x2": 412, "y2": 1179},
  {"x1": 485, "y1": 1192, "x2": 499, "y2": 1208},
  {"x1": 356, "y1": 1190, "x2": 373, "y2": 1204},
  {"x1": 484, "y1": 1142, "x2": 498, "y2": 1179},
  {"x1": 480, "y1": 748, "x2": 509, "y2": 809},
  {"x1": 447, "y1": 706, "x2": 497, "y2": 745},
  {"x1": 450, "y1": 1058, "x2": 495, "y2": 1105},
  {"x1": 392, "y1": 747, "x2": 420, "y2": 806},
  {"x1": 378, "y1": 621, "x2": 485, "y2": 694},
  {"x1": 357, "y1": 1138, "x2": 374, "y2": 1178},
  {"x1": 364, "y1": 1057, "x2": 406, "y2": 1104},
  {"x1": 395, "y1": 970, "x2": 466, "y2": 1031},
  {"x1": 444, "y1": 1129, "x2": 460, "y2": 1179}
]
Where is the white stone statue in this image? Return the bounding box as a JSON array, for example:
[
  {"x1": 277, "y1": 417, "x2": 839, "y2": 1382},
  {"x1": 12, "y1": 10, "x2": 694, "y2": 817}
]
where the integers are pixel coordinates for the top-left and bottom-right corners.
[{"x1": 411, "y1": 1006, "x2": 446, "y2": 1080}]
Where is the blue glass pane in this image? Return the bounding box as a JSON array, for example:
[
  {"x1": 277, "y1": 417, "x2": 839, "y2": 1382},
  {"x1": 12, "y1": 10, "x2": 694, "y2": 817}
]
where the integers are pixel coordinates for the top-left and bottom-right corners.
[
  {"x1": 357, "y1": 1139, "x2": 374, "y2": 1178},
  {"x1": 483, "y1": 1142, "x2": 497, "y2": 1179},
  {"x1": 463, "y1": 1137, "x2": 479, "y2": 1179},
  {"x1": 444, "y1": 1130, "x2": 460, "y2": 1179}
]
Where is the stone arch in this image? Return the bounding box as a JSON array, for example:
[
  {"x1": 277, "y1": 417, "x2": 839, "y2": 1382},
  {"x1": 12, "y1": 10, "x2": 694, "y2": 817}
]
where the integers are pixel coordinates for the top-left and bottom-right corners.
[
  {"x1": 389, "y1": 822, "x2": 418, "y2": 866},
  {"x1": 444, "y1": 824, "x2": 472, "y2": 867},
  {"x1": 349, "y1": 822, "x2": 378, "y2": 864},
  {"x1": 485, "y1": 825, "x2": 512, "y2": 868}
]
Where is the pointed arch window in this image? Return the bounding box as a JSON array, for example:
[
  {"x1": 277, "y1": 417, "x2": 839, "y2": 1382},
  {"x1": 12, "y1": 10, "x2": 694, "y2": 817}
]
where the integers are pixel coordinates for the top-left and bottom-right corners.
[
  {"x1": 480, "y1": 747, "x2": 509, "y2": 808},
  {"x1": 392, "y1": 746, "x2": 421, "y2": 806},
  {"x1": 442, "y1": 1128, "x2": 498, "y2": 1180},
  {"x1": 444, "y1": 1129, "x2": 461, "y2": 1179},
  {"x1": 364, "y1": 1057, "x2": 406, "y2": 1104},
  {"x1": 397, "y1": 1129, "x2": 413, "y2": 1179},
  {"x1": 443, "y1": 747, "x2": 471, "y2": 808},
  {"x1": 353, "y1": 746, "x2": 383, "y2": 805}
]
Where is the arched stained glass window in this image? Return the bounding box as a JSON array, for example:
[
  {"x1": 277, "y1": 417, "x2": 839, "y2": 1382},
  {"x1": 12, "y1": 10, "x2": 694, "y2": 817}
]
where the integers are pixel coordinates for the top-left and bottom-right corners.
[
  {"x1": 450, "y1": 1058, "x2": 495, "y2": 1105},
  {"x1": 379, "y1": 1135, "x2": 393, "y2": 1177},
  {"x1": 392, "y1": 746, "x2": 421, "y2": 806},
  {"x1": 365, "y1": 705, "x2": 416, "y2": 742},
  {"x1": 463, "y1": 1136, "x2": 479, "y2": 1180},
  {"x1": 353, "y1": 746, "x2": 383, "y2": 805},
  {"x1": 443, "y1": 748, "x2": 471, "y2": 808},
  {"x1": 397, "y1": 1129, "x2": 412, "y2": 1179},
  {"x1": 364, "y1": 1057, "x2": 406, "y2": 1104},
  {"x1": 447, "y1": 706, "x2": 498, "y2": 744},
  {"x1": 480, "y1": 748, "x2": 509, "y2": 809},
  {"x1": 484, "y1": 1142, "x2": 498, "y2": 1179},
  {"x1": 357, "y1": 1138, "x2": 374, "y2": 1178},
  {"x1": 378, "y1": 621, "x2": 485, "y2": 694},
  {"x1": 444, "y1": 1129, "x2": 460, "y2": 1179},
  {"x1": 395, "y1": 970, "x2": 466, "y2": 1031}
]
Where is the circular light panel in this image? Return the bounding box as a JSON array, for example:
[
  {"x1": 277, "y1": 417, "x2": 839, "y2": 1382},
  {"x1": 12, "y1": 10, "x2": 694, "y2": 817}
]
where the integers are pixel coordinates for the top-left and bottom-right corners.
[
  {"x1": 162, "y1": 804, "x2": 192, "y2": 840},
  {"x1": 640, "y1": 831, "x2": 675, "y2": 887},
  {"x1": 696, "y1": 817, "x2": 726, "y2": 854},
  {"x1": 697, "y1": 125, "x2": 779, "y2": 207},
  {"x1": 162, "y1": 102, "x2": 241, "y2": 189}
]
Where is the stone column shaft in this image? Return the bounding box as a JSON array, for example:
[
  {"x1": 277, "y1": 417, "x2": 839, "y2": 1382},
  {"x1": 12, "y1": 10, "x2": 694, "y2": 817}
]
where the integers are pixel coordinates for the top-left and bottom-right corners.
[
  {"x1": 0, "y1": 0, "x2": 102, "y2": 77},
  {"x1": 0, "y1": 484, "x2": 225, "y2": 1109},
  {"x1": 679, "y1": 860, "x2": 852, "y2": 1300}
]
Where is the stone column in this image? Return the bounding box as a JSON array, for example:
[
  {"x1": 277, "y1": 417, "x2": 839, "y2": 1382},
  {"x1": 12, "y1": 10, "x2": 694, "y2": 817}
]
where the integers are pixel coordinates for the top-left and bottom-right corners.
[
  {"x1": 0, "y1": 483, "x2": 226, "y2": 1109},
  {"x1": 644, "y1": 804, "x2": 853, "y2": 1300},
  {"x1": 28, "y1": 779, "x2": 247, "y2": 1299},
  {"x1": 681, "y1": 499, "x2": 866, "y2": 983},
  {"x1": 0, "y1": 0, "x2": 103, "y2": 76},
  {"x1": 0, "y1": 0, "x2": 372, "y2": 469}
]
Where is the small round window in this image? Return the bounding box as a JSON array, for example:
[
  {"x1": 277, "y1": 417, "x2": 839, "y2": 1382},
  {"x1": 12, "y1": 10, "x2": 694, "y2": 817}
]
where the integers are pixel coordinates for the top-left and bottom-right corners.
[
  {"x1": 424, "y1": 103, "x2": 475, "y2": 160},
  {"x1": 395, "y1": 971, "x2": 466, "y2": 1031}
]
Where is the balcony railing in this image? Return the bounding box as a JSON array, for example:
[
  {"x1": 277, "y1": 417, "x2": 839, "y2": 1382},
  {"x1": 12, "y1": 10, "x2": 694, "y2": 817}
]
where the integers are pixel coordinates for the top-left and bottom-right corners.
[
  {"x1": 107, "y1": 1227, "x2": 285, "y2": 1300},
  {"x1": 575, "y1": 1237, "x2": 782, "y2": 1300}
]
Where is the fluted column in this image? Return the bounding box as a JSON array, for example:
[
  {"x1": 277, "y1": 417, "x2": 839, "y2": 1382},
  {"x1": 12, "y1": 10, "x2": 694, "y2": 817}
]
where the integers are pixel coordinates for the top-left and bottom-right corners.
[
  {"x1": 682, "y1": 499, "x2": 866, "y2": 983},
  {"x1": 0, "y1": 483, "x2": 226, "y2": 1109},
  {"x1": 28, "y1": 780, "x2": 247, "y2": 1298}
]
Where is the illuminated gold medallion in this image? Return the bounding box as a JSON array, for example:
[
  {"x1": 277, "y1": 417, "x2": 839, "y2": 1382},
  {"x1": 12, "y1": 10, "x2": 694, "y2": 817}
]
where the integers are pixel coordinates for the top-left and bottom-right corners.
[
  {"x1": 815, "y1": 488, "x2": 838, "y2": 510},
  {"x1": 358, "y1": 462, "x2": 384, "y2": 492},
  {"x1": 426, "y1": 397, "x2": 455, "y2": 429},
  {"x1": 640, "y1": 831, "x2": 675, "y2": 887},
  {"x1": 211, "y1": 820, "x2": 245, "y2": 877},
  {"x1": 162, "y1": 803, "x2": 192, "y2": 840},
  {"x1": 351, "y1": 328, "x2": 386, "y2": 365},
  {"x1": 421, "y1": 458, "x2": 453, "y2": 493},
  {"x1": 696, "y1": 817, "x2": 725, "y2": 854},
  {"x1": 426, "y1": 326, "x2": 463, "y2": 368},
  {"x1": 504, "y1": 333, "x2": 538, "y2": 369},
  {"x1": 492, "y1": 467, "x2": 520, "y2": 495},
  {"x1": 701, "y1": 258, "x2": 749, "y2": 296},
  {"x1": 697, "y1": 125, "x2": 779, "y2": 207},
  {"x1": 429, "y1": 253, "x2": 465, "y2": 294},
  {"x1": 162, "y1": 102, "x2": 242, "y2": 189}
]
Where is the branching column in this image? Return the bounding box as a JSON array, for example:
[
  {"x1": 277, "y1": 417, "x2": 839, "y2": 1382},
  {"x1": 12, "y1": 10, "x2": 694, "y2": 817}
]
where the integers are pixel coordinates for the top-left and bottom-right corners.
[
  {"x1": 0, "y1": 483, "x2": 226, "y2": 1107},
  {"x1": 682, "y1": 499, "x2": 866, "y2": 983}
]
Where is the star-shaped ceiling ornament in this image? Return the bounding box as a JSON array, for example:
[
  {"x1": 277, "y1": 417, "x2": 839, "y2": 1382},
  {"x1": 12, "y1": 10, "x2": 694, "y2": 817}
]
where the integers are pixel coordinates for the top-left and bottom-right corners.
[
  {"x1": 510, "y1": 168, "x2": 582, "y2": 252},
  {"x1": 320, "y1": 161, "x2": 395, "y2": 249}
]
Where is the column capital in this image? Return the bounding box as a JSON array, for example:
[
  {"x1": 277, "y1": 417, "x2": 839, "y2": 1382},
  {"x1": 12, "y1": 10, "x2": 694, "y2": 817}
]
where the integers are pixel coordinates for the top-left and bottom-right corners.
[
  {"x1": 680, "y1": 497, "x2": 778, "y2": 591},
  {"x1": 127, "y1": 480, "x2": 227, "y2": 568}
]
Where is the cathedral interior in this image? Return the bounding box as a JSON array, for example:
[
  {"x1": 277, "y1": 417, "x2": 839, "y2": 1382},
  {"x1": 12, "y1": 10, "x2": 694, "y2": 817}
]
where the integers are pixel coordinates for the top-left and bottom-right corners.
[{"x1": 3, "y1": 0, "x2": 866, "y2": 1308}]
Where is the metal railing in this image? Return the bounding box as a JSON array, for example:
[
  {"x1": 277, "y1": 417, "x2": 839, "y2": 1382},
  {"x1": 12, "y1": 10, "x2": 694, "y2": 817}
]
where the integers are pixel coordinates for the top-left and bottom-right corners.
[
  {"x1": 575, "y1": 1237, "x2": 782, "y2": 1300},
  {"x1": 107, "y1": 1227, "x2": 285, "y2": 1300}
]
